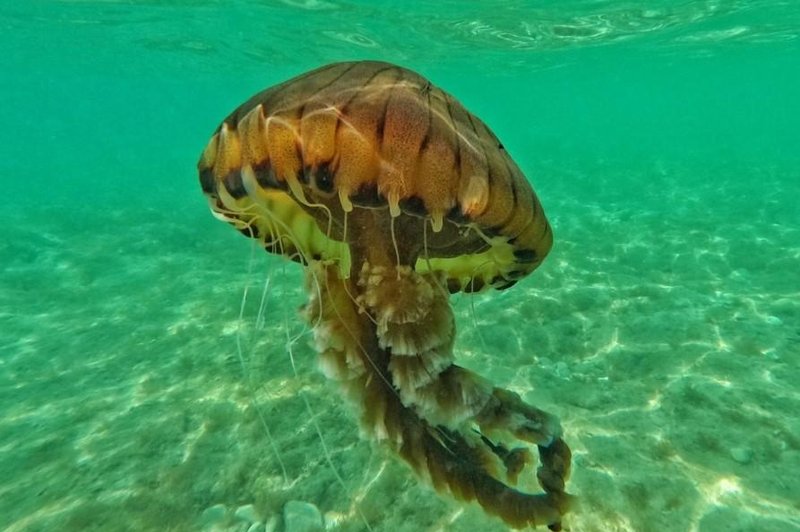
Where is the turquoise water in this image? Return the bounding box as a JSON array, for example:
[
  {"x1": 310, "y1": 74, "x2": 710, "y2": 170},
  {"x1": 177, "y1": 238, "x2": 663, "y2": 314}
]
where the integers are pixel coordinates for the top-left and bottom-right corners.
[{"x1": 2, "y1": 1, "x2": 799, "y2": 531}]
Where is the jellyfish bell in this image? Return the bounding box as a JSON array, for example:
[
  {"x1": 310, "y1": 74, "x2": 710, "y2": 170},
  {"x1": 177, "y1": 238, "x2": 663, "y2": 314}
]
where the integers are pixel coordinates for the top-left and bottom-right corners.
[{"x1": 198, "y1": 61, "x2": 572, "y2": 530}]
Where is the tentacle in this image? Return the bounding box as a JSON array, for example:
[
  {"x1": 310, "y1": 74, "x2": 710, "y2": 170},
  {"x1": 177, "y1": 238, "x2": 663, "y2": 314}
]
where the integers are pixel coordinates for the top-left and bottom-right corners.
[{"x1": 307, "y1": 261, "x2": 572, "y2": 529}]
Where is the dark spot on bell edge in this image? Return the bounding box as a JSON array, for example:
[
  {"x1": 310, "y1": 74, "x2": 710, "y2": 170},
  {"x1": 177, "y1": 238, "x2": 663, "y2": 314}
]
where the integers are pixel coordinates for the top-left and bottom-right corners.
[
  {"x1": 199, "y1": 167, "x2": 216, "y2": 194},
  {"x1": 494, "y1": 279, "x2": 517, "y2": 290},
  {"x1": 513, "y1": 249, "x2": 537, "y2": 263},
  {"x1": 315, "y1": 163, "x2": 335, "y2": 193},
  {"x1": 446, "y1": 205, "x2": 469, "y2": 224},
  {"x1": 253, "y1": 162, "x2": 285, "y2": 190},
  {"x1": 484, "y1": 226, "x2": 503, "y2": 238},
  {"x1": 446, "y1": 278, "x2": 463, "y2": 294},
  {"x1": 352, "y1": 184, "x2": 383, "y2": 207},
  {"x1": 239, "y1": 225, "x2": 260, "y2": 238},
  {"x1": 463, "y1": 277, "x2": 485, "y2": 293},
  {"x1": 223, "y1": 171, "x2": 247, "y2": 199},
  {"x1": 399, "y1": 196, "x2": 427, "y2": 217},
  {"x1": 506, "y1": 269, "x2": 526, "y2": 280},
  {"x1": 297, "y1": 167, "x2": 309, "y2": 185}
]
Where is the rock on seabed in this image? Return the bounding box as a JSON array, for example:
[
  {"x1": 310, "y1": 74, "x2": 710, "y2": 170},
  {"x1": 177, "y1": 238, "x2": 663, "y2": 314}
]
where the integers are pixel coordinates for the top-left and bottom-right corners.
[{"x1": 283, "y1": 500, "x2": 323, "y2": 532}]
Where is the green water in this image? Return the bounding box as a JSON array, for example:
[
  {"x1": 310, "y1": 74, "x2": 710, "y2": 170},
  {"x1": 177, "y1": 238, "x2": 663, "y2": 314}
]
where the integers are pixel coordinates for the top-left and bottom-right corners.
[{"x1": 1, "y1": 1, "x2": 799, "y2": 531}]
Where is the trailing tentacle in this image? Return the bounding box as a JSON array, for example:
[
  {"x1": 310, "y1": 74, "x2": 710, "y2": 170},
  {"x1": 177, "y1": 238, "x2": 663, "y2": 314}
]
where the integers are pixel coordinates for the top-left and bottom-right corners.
[{"x1": 307, "y1": 262, "x2": 572, "y2": 529}]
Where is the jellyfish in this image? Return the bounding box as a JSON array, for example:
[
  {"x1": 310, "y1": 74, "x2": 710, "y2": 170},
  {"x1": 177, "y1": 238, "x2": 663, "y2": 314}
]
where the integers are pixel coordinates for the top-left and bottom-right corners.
[{"x1": 198, "y1": 61, "x2": 572, "y2": 530}]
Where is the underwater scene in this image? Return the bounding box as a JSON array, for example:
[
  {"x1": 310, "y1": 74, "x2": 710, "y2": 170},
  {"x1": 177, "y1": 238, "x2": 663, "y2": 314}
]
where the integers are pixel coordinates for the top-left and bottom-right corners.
[{"x1": 1, "y1": 1, "x2": 799, "y2": 531}]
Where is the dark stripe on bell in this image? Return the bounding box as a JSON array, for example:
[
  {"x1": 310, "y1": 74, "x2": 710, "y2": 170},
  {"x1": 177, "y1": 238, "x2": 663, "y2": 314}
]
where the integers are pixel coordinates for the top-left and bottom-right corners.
[
  {"x1": 376, "y1": 70, "x2": 401, "y2": 148},
  {"x1": 507, "y1": 163, "x2": 519, "y2": 207},
  {"x1": 513, "y1": 249, "x2": 537, "y2": 262},
  {"x1": 419, "y1": 89, "x2": 433, "y2": 151},
  {"x1": 307, "y1": 62, "x2": 360, "y2": 102},
  {"x1": 223, "y1": 171, "x2": 247, "y2": 199},
  {"x1": 467, "y1": 113, "x2": 493, "y2": 187},
  {"x1": 199, "y1": 167, "x2": 217, "y2": 194},
  {"x1": 443, "y1": 95, "x2": 463, "y2": 175},
  {"x1": 340, "y1": 66, "x2": 396, "y2": 115},
  {"x1": 376, "y1": 111, "x2": 386, "y2": 141}
]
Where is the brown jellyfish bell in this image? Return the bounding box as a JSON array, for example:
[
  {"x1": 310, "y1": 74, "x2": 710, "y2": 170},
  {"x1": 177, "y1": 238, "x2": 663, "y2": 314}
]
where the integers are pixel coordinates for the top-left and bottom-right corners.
[{"x1": 198, "y1": 61, "x2": 572, "y2": 530}]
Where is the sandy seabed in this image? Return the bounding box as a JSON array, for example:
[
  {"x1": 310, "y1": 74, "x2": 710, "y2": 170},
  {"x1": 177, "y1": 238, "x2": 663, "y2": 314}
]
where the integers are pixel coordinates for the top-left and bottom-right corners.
[{"x1": 1, "y1": 163, "x2": 798, "y2": 532}]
